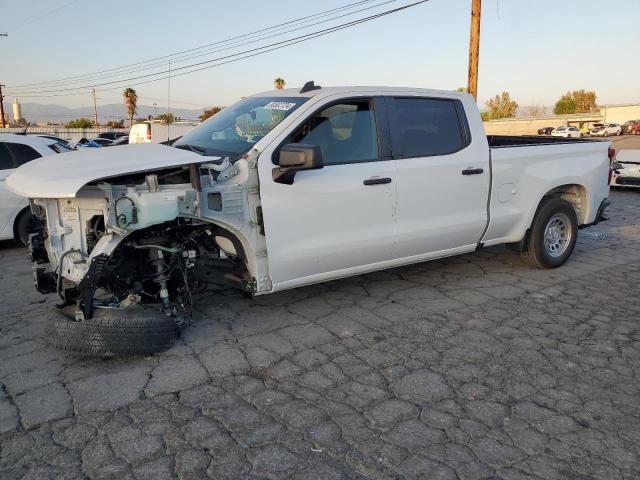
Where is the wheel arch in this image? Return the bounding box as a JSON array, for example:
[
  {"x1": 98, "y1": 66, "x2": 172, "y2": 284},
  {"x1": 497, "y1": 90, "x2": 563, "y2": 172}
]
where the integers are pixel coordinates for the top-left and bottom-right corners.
[
  {"x1": 538, "y1": 183, "x2": 589, "y2": 225},
  {"x1": 507, "y1": 183, "x2": 587, "y2": 253}
]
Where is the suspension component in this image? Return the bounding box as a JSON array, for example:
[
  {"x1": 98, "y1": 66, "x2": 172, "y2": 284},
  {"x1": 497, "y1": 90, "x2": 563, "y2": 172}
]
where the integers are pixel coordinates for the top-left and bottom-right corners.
[{"x1": 150, "y1": 249, "x2": 171, "y2": 310}]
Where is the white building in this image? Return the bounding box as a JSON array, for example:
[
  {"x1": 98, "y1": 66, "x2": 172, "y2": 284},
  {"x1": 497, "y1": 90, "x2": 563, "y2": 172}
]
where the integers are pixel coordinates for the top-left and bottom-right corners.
[{"x1": 12, "y1": 98, "x2": 22, "y2": 122}]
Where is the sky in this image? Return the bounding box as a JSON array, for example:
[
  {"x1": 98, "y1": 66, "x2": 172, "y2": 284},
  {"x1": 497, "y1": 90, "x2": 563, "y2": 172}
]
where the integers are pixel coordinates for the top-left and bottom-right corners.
[{"x1": 1, "y1": 0, "x2": 639, "y2": 113}]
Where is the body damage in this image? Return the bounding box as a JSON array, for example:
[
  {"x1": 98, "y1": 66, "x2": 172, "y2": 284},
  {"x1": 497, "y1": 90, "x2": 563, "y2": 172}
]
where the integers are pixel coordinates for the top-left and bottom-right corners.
[{"x1": 21, "y1": 146, "x2": 270, "y2": 320}]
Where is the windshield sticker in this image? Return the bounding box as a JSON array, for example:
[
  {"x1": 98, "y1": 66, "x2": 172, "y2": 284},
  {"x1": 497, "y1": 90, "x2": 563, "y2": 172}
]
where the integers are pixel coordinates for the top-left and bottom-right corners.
[{"x1": 263, "y1": 101, "x2": 296, "y2": 111}]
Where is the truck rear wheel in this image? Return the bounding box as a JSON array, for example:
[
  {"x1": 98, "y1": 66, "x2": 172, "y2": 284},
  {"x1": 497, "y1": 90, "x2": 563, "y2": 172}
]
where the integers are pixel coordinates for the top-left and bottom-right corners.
[
  {"x1": 46, "y1": 305, "x2": 178, "y2": 357},
  {"x1": 520, "y1": 198, "x2": 578, "y2": 269}
]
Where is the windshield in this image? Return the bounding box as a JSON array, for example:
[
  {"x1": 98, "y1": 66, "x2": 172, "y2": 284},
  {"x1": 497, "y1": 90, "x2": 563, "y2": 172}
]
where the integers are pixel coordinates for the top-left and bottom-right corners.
[{"x1": 174, "y1": 96, "x2": 308, "y2": 158}]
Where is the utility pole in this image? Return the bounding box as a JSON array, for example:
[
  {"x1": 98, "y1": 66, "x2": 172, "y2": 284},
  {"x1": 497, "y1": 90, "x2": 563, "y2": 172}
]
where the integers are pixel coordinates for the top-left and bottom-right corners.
[
  {"x1": 92, "y1": 88, "x2": 98, "y2": 127},
  {"x1": 167, "y1": 60, "x2": 171, "y2": 142},
  {"x1": 467, "y1": 0, "x2": 481, "y2": 101},
  {"x1": 0, "y1": 84, "x2": 6, "y2": 129}
]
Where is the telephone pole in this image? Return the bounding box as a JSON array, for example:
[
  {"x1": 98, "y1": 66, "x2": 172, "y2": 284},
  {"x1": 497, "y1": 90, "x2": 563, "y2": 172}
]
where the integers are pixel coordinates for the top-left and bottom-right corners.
[
  {"x1": 467, "y1": 0, "x2": 481, "y2": 101},
  {"x1": 92, "y1": 88, "x2": 98, "y2": 127},
  {"x1": 0, "y1": 84, "x2": 6, "y2": 129}
]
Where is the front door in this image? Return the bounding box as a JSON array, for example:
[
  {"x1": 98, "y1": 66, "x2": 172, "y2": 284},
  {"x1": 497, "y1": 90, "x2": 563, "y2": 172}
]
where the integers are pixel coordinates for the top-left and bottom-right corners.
[
  {"x1": 385, "y1": 96, "x2": 490, "y2": 259},
  {"x1": 258, "y1": 97, "x2": 397, "y2": 290}
]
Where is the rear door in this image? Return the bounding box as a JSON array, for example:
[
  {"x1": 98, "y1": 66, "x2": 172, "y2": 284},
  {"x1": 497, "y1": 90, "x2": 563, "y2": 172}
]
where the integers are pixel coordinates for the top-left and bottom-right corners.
[
  {"x1": 258, "y1": 96, "x2": 397, "y2": 289},
  {"x1": 385, "y1": 96, "x2": 490, "y2": 259}
]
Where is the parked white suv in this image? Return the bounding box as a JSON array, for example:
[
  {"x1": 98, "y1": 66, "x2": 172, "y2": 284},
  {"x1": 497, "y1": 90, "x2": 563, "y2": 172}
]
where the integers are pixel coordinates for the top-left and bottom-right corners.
[
  {"x1": 7, "y1": 84, "x2": 612, "y2": 356},
  {"x1": 0, "y1": 134, "x2": 70, "y2": 244}
]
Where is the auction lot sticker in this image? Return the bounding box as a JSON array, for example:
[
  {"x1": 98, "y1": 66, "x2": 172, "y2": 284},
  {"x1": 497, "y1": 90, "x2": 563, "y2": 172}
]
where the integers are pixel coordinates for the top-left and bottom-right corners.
[{"x1": 264, "y1": 102, "x2": 296, "y2": 111}]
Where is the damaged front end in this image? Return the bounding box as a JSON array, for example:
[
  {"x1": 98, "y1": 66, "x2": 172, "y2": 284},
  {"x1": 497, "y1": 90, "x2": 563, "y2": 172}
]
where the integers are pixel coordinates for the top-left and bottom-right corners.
[{"x1": 17, "y1": 144, "x2": 268, "y2": 324}]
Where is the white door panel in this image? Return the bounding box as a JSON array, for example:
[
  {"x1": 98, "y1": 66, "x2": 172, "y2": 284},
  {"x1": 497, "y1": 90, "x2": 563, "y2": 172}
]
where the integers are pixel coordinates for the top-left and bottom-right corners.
[
  {"x1": 260, "y1": 161, "x2": 397, "y2": 286},
  {"x1": 386, "y1": 96, "x2": 490, "y2": 259},
  {"x1": 257, "y1": 96, "x2": 397, "y2": 288},
  {"x1": 394, "y1": 152, "x2": 489, "y2": 257}
]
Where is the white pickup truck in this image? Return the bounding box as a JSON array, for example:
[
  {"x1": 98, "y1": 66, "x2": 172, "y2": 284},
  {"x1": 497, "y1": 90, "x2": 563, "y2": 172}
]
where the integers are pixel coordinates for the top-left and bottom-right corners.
[{"x1": 7, "y1": 83, "x2": 612, "y2": 355}]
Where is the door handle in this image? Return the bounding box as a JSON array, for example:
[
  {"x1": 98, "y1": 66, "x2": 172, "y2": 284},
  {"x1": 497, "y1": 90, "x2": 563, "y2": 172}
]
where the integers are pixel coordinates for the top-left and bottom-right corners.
[
  {"x1": 461, "y1": 168, "x2": 484, "y2": 175},
  {"x1": 363, "y1": 177, "x2": 392, "y2": 186}
]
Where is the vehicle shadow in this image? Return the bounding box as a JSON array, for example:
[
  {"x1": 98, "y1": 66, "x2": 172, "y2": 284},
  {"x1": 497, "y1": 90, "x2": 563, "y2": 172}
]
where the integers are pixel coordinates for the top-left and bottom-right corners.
[{"x1": 0, "y1": 239, "x2": 24, "y2": 251}]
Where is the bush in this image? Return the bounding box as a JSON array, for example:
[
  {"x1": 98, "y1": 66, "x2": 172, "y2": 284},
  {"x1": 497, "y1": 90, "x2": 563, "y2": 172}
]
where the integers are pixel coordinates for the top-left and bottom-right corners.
[{"x1": 64, "y1": 118, "x2": 93, "y2": 128}]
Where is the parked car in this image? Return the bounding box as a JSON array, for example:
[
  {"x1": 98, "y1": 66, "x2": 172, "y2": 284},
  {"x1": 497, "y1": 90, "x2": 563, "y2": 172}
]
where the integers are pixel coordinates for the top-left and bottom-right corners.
[
  {"x1": 110, "y1": 135, "x2": 129, "y2": 145},
  {"x1": 551, "y1": 126, "x2": 582, "y2": 138},
  {"x1": 537, "y1": 126, "x2": 555, "y2": 135},
  {"x1": 129, "y1": 121, "x2": 198, "y2": 144},
  {"x1": 7, "y1": 84, "x2": 611, "y2": 356},
  {"x1": 75, "y1": 138, "x2": 102, "y2": 148},
  {"x1": 98, "y1": 132, "x2": 128, "y2": 141},
  {"x1": 90, "y1": 138, "x2": 115, "y2": 147},
  {"x1": 0, "y1": 134, "x2": 68, "y2": 245},
  {"x1": 611, "y1": 150, "x2": 640, "y2": 188},
  {"x1": 591, "y1": 123, "x2": 622, "y2": 136},
  {"x1": 621, "y1": 120, "x2": 640, "y2": 135},
  {"x1": 37, "y1": 134, "x2": 74, "y2": 149}
]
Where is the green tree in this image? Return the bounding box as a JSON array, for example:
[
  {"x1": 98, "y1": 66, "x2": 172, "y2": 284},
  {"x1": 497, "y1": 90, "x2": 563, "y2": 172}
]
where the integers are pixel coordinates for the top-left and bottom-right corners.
[
  {"x1": 456, "y1": 87, "x2": 467, "y2": 93},
  {"x1": 480, "y1": 111, "x2": 491, "y2": 121},
  {"x1": 199, "y1": 106, "x2": 222, "y2": 122},
  {"x1": 65, "y1": 118, "x2": 93, "y2": 128},
  {"x1": 274, "y1": 77, "x2": 286, "y2": 90},
  {"x1": 106, "y1": 120, "x2": 125, "y2": 128},
  {"x1": 485, "y1": 92, "x2": 518, "y2": 119},
  {"x1": 122, "y1": 88, "x2": 138, "y2": 127},
  {"x1": 554, "y1": 90, "x2": 597, "y2": 114},
  {"x1": 553, "y1": 99, "x2": 577, "y2": 115},
  {"x1": 155, "y1": 113, "x2": 176, "y2": 124}
]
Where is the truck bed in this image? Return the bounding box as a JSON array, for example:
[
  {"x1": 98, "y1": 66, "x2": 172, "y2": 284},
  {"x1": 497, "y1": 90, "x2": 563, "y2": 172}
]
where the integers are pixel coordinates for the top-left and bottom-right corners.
[{"x1": 487, "y1": 135, "x2": 602, "y2": 148}]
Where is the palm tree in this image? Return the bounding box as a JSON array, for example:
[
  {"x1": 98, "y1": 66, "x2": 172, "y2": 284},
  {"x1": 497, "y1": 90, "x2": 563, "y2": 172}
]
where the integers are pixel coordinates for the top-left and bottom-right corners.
[
  {"x1": 274, "y1": 78, "x2": 286, "y2": 90},
  {"x1": 122, "y1": 88, "x2": 138, "y2": 127}
]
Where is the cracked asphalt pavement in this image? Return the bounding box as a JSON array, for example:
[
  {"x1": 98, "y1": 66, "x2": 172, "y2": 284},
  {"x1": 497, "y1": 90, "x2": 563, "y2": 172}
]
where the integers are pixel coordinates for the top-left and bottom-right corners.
[{"x1": 1, "y1": 188, "x2": 640, "y2": 480}]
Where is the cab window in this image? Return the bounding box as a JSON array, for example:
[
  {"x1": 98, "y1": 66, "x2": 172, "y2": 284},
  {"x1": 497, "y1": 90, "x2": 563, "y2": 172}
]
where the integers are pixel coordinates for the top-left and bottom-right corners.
[
  {"x1": 286, "y1": 99, "x2": 379, "y2": 165},
  {"x1": 387, "y1": 97, "x2": 469, "y2": 158}
]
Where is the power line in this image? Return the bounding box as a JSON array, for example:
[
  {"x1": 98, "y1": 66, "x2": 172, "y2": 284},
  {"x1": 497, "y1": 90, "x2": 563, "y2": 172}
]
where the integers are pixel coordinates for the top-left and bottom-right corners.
[
  {"x1": 7, "y1": 0, "x2": 381, "y2": 91},
  {"x1": 9, "y1": 0, "x2": 397, "y2": 92},
  {"x1": 7, "y1": 1, "x2": 428, "y2": 97},
  {"x1": 7, "y1": 0, "x2": 391, "y2": 94},
  {"x1": 10, "y1": 0, "x2": 78, "y2": 31}
]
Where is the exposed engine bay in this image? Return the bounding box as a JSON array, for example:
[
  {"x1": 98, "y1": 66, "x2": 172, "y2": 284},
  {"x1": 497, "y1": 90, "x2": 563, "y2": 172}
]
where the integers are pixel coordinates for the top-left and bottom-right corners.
[{"x1": 28, "y1": 150, "x2": 269, "y2": 323}]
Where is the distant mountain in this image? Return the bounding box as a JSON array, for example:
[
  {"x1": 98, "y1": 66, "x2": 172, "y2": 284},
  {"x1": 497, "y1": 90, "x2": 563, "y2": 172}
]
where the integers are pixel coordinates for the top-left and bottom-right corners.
[{"x1": 2, "y1": 102, "x2": 204, "y2": 124}]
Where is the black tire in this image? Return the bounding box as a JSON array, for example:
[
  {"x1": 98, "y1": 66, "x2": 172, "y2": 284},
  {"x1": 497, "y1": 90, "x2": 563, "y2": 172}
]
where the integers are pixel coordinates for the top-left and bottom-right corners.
[
  {"x1": 520, "y1": 198, "x2": 578, "y2": 269},
  {"x1": 46, "y1": 305, "x2": 178, "y2": 357},
  {"x1": 14, "y1": 209, "x2": 36, "y2": 246}
]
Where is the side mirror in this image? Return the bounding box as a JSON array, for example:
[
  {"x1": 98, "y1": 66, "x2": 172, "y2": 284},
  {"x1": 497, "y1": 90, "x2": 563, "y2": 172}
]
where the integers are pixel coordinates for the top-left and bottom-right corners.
[{"x1": 272, "y1": 143, "x2": 323, "y2": 184}]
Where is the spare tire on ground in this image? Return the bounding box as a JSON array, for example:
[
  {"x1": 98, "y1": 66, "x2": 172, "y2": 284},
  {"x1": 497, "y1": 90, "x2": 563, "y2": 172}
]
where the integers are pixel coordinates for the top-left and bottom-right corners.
[{"x1": 46, "y1": 305, "x2": 179, "y2": 357}]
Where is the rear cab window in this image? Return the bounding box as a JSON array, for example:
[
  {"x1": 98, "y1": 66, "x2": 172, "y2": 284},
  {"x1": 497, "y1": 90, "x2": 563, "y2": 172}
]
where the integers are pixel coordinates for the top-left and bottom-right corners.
[{"x1": 386, "y1": 97, "x2": 470, "y2": 158}]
